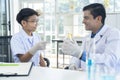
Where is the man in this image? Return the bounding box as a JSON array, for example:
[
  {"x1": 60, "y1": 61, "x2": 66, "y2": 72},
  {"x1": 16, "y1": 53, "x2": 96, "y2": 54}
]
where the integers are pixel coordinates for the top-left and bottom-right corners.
[
  {"x1": 11, "y1": 8, "x2": 46, "y2": 67},
  {"x1": 62, "y1": 3, "x2": 120, "y2": 73}
]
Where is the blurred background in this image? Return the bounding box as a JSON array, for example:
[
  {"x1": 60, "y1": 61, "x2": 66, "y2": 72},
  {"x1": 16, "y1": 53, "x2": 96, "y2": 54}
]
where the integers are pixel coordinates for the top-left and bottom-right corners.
[{"x1": 0, "y1": 0, "x2": 120, "y2": 69}]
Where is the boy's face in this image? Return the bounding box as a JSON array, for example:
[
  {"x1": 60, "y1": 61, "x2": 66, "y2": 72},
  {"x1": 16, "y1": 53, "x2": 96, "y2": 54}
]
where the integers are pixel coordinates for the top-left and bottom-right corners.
[{"x1": 22, "y1": 15, "x2": 39, "y2": 33}]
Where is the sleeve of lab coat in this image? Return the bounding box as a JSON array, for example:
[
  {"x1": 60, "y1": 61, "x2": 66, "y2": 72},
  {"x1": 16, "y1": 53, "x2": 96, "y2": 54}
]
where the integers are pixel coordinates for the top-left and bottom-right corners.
[{"x1": 69, "y1": 57, "x2": 81, "y2": 69}]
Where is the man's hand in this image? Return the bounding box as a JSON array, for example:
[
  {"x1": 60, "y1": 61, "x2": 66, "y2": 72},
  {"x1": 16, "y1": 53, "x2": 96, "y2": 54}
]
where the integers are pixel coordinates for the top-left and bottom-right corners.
[
  {"x1": 61, "y1": 39, "x2": 82, "y2": 58},
  {"x1": 68, "y1": 64, "x2": 77, "y2": 70},
  {"x1": 29, "y1": 41, "x2": 46, "y2": 55}
]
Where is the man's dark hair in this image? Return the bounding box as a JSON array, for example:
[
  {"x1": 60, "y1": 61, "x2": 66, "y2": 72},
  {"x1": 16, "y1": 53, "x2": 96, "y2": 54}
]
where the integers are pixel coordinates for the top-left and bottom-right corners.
[
  {"x1": 83, "y1": 3, "x2": 106, "y2": 24},
  {"x1": 16, "y1": 8, "x2": 39, "y2": 24}
]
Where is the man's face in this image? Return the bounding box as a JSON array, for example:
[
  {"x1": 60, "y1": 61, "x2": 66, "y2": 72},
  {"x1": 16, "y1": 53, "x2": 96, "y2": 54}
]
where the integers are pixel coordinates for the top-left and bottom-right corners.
[
  {"x1": 22, "y1": 15, "x2": 39, "y2": 32},
  {"x1": 82, "y1": 10, "x2": 100, "y2": 33}
]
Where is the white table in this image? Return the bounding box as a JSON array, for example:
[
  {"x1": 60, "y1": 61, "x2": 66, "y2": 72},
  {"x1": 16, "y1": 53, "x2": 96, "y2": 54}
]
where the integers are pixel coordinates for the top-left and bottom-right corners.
[
  {"x1": 0, "y1": 67, "x2": 120, "y2": 80},
  {"x1": 0, "y1": 67, "x2": 86, "y2": 80}
]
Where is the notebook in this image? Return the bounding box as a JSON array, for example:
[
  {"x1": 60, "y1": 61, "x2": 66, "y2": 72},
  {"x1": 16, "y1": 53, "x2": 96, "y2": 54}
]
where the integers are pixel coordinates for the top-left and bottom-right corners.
[{"x1": 0, "y1": 62, "x2": 33, "y2": 76}]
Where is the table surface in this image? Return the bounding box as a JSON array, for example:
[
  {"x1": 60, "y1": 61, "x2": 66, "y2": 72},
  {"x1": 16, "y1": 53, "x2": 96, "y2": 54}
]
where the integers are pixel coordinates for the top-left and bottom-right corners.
[
  {"x1": 1, "y1": 67, "x2": 86, "y2": 80},
  {"x1": 1, "y1": 67, "x2": 120, "y2": 80}
]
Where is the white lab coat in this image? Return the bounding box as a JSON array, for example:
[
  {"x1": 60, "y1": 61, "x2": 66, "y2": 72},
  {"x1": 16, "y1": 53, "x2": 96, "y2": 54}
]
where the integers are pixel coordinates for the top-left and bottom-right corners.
[{"x1": 70, "y1": 25, "x2": 120, "y2": 73}]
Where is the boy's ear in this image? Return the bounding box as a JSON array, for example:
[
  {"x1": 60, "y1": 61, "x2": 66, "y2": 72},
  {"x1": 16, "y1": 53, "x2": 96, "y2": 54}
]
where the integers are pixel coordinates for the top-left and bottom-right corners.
[{"x1": 21, "y1": 20, "x2": 26, "y2": 26}]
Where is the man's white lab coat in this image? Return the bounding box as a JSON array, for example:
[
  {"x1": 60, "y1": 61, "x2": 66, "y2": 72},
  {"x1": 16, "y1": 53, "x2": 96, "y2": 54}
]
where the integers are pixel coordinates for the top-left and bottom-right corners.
[{"x1": 70, "y1": 25, "x2": 120, "y2": 73}]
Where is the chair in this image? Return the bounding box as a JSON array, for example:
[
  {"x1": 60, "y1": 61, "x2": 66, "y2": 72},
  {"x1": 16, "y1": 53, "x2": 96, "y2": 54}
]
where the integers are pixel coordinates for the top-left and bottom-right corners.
[
  {"x1": 44, "y1": 57, "x2": 50, "y2": 67},
  {"x1": 0, "y1": 36, "x2": 13, "y2": 62},
  {"x1": 64, "y1": 66, "x2": 69, "y2": 69}
]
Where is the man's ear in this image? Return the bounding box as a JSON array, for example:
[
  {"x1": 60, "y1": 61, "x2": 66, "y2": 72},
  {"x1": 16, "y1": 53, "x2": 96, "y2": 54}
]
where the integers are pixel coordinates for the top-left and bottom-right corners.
[{"x1": 97, "y1": 16, "x2": 102, "y2": 21}]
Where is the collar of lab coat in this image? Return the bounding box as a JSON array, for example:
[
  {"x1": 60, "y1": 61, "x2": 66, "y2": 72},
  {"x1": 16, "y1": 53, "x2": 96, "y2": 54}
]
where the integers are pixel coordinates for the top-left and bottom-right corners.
[
  {"x1": 91, "y1": 25, "x2": 109, "y2": 44},
  {"x1": 20, "y1": 29, "x2": 35, "y2": 39}
]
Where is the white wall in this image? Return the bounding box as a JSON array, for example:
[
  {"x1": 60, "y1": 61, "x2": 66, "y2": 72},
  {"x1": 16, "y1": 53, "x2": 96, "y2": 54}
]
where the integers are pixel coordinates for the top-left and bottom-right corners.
[
  {"x1": 106, "y1": 13, "x2": 120, "y2": 30},
  {"x1": 10, "y1": 0, "x2": 21, "y2": 35}
]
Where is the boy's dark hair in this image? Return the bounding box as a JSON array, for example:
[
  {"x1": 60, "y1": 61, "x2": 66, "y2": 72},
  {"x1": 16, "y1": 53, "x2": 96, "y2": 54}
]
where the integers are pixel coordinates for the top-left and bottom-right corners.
[
  {"x1": 83, "y1": 3, "x2": 106, "y2": 24},
  {"x1": 16, "y1": 8, "x2": 39, "y2": 24}
]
